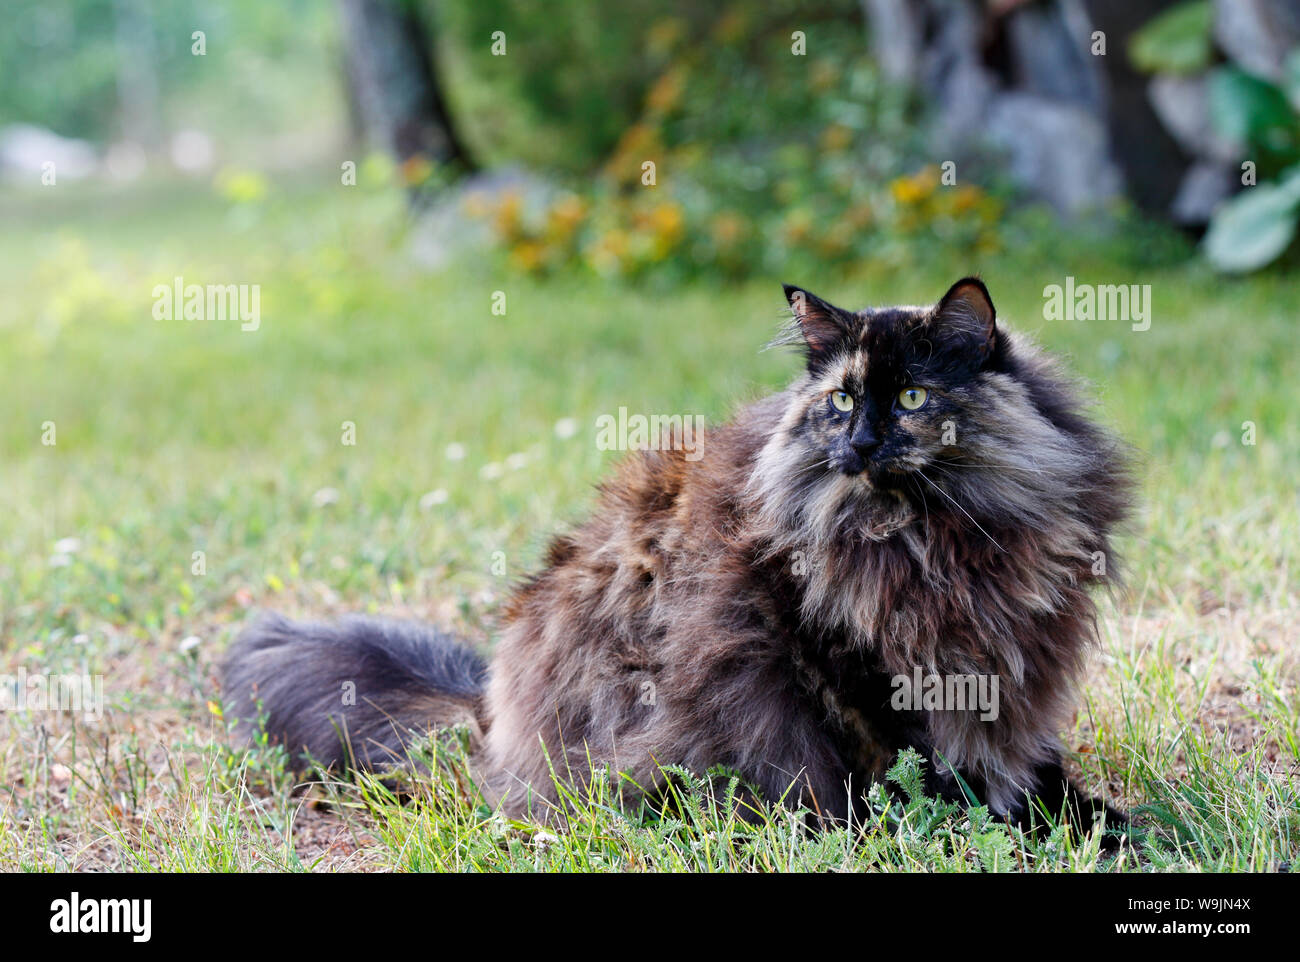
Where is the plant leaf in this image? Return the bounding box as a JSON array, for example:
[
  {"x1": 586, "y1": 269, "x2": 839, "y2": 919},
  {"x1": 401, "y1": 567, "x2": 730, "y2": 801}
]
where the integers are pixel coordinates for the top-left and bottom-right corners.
[
  {"x1": 1208, "y1": 66, "x2": 1298, "y2": 154},
  {"x1": 1284, "y1": 48, "x2": 1300, "y2": 112},
  {"x1": 1128, "y1": 0, "x2": 1213, "y2": 76},
  {"x1": 1203, "y1": 168, "x2": 1300, "y2": 272}
]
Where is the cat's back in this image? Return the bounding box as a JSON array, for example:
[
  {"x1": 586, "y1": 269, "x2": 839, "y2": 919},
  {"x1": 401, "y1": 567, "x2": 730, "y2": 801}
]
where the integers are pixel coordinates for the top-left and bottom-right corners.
[
  {"x1": 503, "y1": 390, "x2": 787, "y2": 622},
  {"x1": 480, "y1": 392, "x2": 791, "y2": 810}
]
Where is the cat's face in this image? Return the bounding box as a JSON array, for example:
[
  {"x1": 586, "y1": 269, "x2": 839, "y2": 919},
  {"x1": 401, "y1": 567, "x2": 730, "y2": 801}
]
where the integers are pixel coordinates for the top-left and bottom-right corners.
[
  {"x1": 757, "y1": 277, "x2": 1100, "y2": 535},
  {"x1": 783, "y1": 278, "x2": 998, "y2": 491}
]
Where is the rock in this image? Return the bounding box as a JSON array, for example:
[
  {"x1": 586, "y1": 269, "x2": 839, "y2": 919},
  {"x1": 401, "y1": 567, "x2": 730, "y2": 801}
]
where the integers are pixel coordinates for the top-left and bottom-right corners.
[
  {"x1": 105, "y1": 142, "x2": 148, "y2": 181},
  {"x1": 1148, "y1": 75, "x2": 1241, "y2": 163},
  {"x1": 985, "y1": 92, "x2": 1125, "y2": 216},
  {"x1": 0, "y1": 124, "x2": 97, "y2": 180},
  {"x1": 1213, "y1": 0, "x2": 1300, "y2": 81},
  {"x1": 862, "y1": 0, "x2": 924, "y2": 85},
  {"x1": 1170, "y1": 161, "x2": 1239, "y2": 225},
  {"x1": 1004, "y1": 0, "x2": 1106, "y2": 113},
  {"x1": 1085, "y1": 0, "x2": 1193, "y2": 215},
  {"x1": 170, "y1": 130, "x2": 214, "y2": 172},
  {"x1": 920, "y1": 0, "x2": 999, "y2": 141}
]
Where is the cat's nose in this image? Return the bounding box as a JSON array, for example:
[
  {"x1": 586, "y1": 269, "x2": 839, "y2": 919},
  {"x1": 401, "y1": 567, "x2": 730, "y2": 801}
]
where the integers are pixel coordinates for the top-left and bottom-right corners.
[{"x1": 851, "y1": 434, "x2": 881, "y2": 458}]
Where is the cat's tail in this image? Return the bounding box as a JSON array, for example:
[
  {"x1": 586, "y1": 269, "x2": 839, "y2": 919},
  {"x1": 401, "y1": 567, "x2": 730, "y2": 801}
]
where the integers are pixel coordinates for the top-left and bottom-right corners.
[{"x1": 220, "y1": 613, "x2": 487, "y2": 772}]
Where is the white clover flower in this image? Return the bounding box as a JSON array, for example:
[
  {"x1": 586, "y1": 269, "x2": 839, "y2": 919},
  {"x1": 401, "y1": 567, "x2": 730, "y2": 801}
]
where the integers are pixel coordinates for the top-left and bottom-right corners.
[
  {"x1": 312, "y1": 486, "x2": 340, "y2": 507},
  {"x1": 419, "y1": 489, "x2": 449, "y2": 511}
]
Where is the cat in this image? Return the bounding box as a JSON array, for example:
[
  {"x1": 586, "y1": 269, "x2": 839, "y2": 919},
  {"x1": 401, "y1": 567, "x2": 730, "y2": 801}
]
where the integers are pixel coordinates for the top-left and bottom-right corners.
[{"x1": 223, "y1": 277, "x2": 1132, "y2": 841}]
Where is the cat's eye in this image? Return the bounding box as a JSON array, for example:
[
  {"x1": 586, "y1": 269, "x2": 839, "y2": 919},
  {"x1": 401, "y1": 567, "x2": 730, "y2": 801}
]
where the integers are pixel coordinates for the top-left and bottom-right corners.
[
  {"x1": 829, "y1": 390, "x2": 854, "y2": 413},
  {"x1": 897, "y1": 386, "x2": 928, "y2": 411}
]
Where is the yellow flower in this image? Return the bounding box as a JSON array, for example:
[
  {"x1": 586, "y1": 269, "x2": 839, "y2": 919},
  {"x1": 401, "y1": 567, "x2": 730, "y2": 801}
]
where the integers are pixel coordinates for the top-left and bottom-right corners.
[
  {"x1": 809, "y1": 59, "x2": 837, "y2": 92},
  {"x1": 818, "y1": 222, "x2": 853, "y2": 256},
  {"x1": 647, "y1": 18, "x2": 686, "y2": 56},
  {"x1": 509, "y1": 240, "x2": 546, "y2": 273},
  {"x1": 820, "y1": 123, "x2": 854, "y2": 153},
  {"x1": 493, "y1": 190, "x2": 524, "y2": 240},
  {"x1": 546, "y1": 194, "x2": 587, "y2": 242},
  {"x1": 712, "y1": 8, "x2": 747, "y2": 44},
  {"x1": 585, "y1": 229, "x2": 630, "y2": 276},
  {"x1": 641, "y1": 202, "x2": 684, "y2": 259},
  {"x1": 783, "y1": 208, "x2": 814, "y2": 243},
  {"x1": 601, "y1": 228, "x2": 629, "y2": 257},
  {"x1": 711, "y1": 212, "x2": 746, "y2": 248},
  {"x1": 890, "y1": 167, "x2": 937, "y2": 205},
  {"x1": 650, "y1": 202, "x2": 684, "y2": 241},
  {"x1": 646, "y1": 66, "x2": 687, "y2": 114},
  {"x1": 401, "y1": 154, "x2": 435, "y2": 186},
  {"x1": 603, "y1": 123, "x2": 663, "y2": 183},
  {"x1": 951, "y1": 184, "x2": 982, "y2": 214},
  {"x1": 844, "y1": 202, "x2": 873, "y2": 230},
  {"x1": 214, "y1": 167, "x2": 268, "y2": 204}
]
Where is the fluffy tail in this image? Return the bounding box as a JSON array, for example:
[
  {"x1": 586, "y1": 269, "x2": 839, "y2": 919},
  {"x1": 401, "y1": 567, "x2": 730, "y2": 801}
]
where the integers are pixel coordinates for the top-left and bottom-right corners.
[{"x1": 221, "y1": 613, "x2": 487, "y2": 772}]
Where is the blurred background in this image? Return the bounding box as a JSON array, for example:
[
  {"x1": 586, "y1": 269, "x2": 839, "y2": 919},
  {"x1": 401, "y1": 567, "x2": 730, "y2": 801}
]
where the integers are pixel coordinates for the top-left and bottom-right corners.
[{"x1": 6, "y1": 0, "x2": 1300, "y2": 276}]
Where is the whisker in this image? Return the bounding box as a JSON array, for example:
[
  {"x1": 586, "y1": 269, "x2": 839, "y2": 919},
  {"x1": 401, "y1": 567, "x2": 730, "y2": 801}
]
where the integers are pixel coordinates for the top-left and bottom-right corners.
[
  {"x1": 796, "y1": 457, "x2": 834, "y2": 475},
  {"x1": 915, "y1": 470, "x2": 1005, "y2": 553}
]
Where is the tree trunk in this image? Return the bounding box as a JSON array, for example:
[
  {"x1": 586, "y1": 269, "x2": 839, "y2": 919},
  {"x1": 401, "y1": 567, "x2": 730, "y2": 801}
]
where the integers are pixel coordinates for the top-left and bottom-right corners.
[
  {"x1": 1082, "y1": 0, "x2": 1190, "y2": 216},
  {"x1": 112, "y1": 0, "x2": 161, "y2": 150},
  {"x1": 335, "y1": 0, "x2": 473, "y2": 174}
]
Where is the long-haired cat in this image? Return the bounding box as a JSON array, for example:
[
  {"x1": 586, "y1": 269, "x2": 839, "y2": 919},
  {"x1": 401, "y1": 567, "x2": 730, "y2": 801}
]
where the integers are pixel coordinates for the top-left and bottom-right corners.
[{"x1": 223, "y1": 277, "x2": 1132, "y2": 840}]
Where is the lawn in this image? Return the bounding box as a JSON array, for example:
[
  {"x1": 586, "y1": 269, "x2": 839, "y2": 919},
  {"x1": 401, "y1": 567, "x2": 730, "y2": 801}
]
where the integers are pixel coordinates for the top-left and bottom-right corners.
[{"x1": 1, "y1": 173, "x2": 1296, "y2": 871}]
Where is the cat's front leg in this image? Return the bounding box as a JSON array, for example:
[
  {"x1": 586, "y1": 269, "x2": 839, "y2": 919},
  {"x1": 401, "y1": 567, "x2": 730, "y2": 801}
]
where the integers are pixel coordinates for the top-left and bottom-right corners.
[{"x1": 1018, "y1": 752, "x2": 1129, "y2": 850}]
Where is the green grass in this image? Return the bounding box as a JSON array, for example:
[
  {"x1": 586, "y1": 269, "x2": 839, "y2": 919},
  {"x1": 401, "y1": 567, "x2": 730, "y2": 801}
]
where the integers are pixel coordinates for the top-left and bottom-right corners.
[{"x1": 0, "y1": 174, "x2": 1296, "y2": 871}]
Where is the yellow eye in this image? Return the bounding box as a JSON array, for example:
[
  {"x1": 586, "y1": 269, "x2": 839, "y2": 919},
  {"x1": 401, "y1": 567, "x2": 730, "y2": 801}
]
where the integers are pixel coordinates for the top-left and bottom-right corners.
[
  {"x1": 830, "y1": 390, "x2": 854, "y2": 413},
  {"x1": 897, "y1": 386, "x2": 928, "y2": 411}
]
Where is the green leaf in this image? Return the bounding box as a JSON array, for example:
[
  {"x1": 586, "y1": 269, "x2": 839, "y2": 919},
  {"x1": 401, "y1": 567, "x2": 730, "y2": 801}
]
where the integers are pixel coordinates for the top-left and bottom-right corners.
[
  {"x1": 1284, "y1": 48, "x2": 1300, "y2": 111},
  {"x1": 973, "y1": 823, "x2": 1016, "y2": 873},
  {"x1": 885, "y1": 747, "x2": 926, "y2": 803},
  {"x1": 1208, "y1": 67, "x2": 1298, "y2": 153},
  {"x1": 1203, "y1": 168, "x2": 1300, "y2": 272},
  {"x1": 1128, "y1": 0, "x2": 1213, "y2": 75}
]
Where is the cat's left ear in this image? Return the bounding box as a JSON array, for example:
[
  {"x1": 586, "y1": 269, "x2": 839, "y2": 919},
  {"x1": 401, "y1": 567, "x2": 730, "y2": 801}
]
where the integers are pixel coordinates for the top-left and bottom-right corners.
[
  {"x1": 782, "y1": 284, "x2": 854, "y2": 367},
  {"x1": 934, "y1": 277, "x2": 996, "y2": 362}
]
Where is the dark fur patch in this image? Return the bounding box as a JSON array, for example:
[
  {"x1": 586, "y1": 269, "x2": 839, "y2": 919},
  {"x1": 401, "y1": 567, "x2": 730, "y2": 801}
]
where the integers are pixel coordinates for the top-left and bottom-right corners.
[{"x1": 223, "y1": 614, "x2": 486, "y2": 771}]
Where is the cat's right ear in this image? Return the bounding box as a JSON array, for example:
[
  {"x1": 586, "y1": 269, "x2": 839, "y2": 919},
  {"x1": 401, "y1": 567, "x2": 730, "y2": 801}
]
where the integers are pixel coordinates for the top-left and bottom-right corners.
[{"x1": 782, "y1": 285, "x2": 852, "y2": 365}]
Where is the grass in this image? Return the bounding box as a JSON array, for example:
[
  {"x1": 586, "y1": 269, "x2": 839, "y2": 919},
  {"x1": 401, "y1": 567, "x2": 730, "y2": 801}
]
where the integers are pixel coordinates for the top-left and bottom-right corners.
[{"x1": 0, "y1": 172, "x2": 1296, "y2": 872}]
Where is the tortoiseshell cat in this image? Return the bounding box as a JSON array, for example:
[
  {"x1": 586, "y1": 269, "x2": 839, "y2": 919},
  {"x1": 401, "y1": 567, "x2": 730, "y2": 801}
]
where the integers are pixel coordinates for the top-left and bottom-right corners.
[{"x1": 224, "y1": 277, "x2": 1132, "y2": 841}]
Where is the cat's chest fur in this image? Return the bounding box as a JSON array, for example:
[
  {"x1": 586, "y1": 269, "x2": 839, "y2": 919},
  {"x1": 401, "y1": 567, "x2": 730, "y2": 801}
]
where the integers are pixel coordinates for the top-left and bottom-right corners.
[{"x1": 751, "y1": 508, "x2": 1094, "y2": 811}]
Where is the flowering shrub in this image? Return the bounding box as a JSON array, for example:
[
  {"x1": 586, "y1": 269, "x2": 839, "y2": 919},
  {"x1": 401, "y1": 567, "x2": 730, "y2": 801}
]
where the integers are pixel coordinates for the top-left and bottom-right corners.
[
  {"x1": 445, "y1": 4, "x2": 1005, "y2": 282},
  {"x1": 472, "y1": 75, "x2": 1001, "y2": 279}
]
